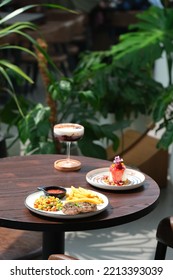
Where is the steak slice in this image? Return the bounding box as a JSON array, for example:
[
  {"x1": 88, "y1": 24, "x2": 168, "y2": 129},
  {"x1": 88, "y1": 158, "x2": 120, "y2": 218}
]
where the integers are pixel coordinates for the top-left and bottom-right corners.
[
  {"x1": 62, "y1": 202, "x2": 80, "y2": 215},
  {"x1": 62, "y1": 201, "x2": 97, "y2": 215},
  {"x1": 78, "y1": 202, "x2": 97, "y2": 213}
]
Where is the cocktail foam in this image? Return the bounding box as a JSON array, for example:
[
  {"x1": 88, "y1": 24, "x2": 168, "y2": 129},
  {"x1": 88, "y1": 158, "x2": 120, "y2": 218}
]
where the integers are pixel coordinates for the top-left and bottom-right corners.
[{"x1": 54, "y1": 123, "x2": 84, "y2": 137}]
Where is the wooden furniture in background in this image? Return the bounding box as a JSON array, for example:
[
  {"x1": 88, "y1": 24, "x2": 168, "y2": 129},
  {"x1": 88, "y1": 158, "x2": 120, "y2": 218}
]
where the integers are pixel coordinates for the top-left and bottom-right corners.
[
  {"x1": 154, "y1": 216, "x2": 173, "y2": 260},
  {"x1": 48, "y1": 254, "x2": 78, "y2": 260},
  {"x1": 104, "y1": 10, "x2": 139, "y2": 28}
]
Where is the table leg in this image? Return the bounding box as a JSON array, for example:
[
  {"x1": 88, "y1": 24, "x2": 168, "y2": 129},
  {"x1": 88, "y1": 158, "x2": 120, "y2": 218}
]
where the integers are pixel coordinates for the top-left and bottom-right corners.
[{"x1": 42, "y1": 231, "x2": 65, "y2": 260}]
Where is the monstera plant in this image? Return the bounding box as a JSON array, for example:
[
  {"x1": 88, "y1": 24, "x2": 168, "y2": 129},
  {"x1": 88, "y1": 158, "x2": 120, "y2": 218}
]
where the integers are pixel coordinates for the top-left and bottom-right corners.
[
  {"x1": 106, "y1": 2, "x2": 173, "y2": 149},
  {"x1": 67, "y1": 2, "x2": 173, "y2": 151}
]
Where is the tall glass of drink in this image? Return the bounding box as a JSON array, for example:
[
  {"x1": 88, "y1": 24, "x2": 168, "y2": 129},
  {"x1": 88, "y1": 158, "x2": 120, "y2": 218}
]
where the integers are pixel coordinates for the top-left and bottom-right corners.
[{"x1": 53, "y1": 123, "x2": 84, "y2": 171}]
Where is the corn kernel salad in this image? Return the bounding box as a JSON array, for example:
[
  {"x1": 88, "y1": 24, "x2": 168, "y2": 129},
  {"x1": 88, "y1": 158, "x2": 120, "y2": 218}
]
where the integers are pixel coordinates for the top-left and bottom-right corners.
[{"x1": 34, "y1": 195, "x2": 63, "y2": 212}]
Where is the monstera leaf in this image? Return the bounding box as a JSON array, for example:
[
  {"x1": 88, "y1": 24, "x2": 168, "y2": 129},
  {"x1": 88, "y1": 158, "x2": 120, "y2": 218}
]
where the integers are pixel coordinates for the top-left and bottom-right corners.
[{"x1": 109, "y1": 7, "x2": 173, "y2": 74}]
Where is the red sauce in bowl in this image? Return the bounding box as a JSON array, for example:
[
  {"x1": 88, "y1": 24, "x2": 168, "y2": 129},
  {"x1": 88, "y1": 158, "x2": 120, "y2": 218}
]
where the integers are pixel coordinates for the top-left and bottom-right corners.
[{"x1": 47, "y1": 189, "x2": 64, "y2": 194}]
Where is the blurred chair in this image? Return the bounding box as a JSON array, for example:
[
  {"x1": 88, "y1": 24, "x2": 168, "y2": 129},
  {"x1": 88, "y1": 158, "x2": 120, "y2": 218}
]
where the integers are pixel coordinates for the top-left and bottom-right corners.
[
  {"x1": 154, "y1": 216, "x2": 173, "y2": 259},
  {"x1": 48, "y1": 254, "x2": 78, "y2": 260},
  {"x1": 16, "y1": 12, "x2": 89, "y2": 93},
  {"x1": 38, "y1": 19, "x2": 79, "y2": 73},
  {"x1": 19, "y1": 16, "x2": 86, "y2": 87},
  {"x1": 45, "y1": 11, "x2": 89, "y2": 49},
  {"x1": 43, "y1": 11, "x2": 89, "y2": 67},
  {"x1": 71, "y1": 13, "x2": 90, "y2": 51},
  {"x1": 0, "y1": 228, "x2": 42, "y2": 260},
  {"x1": 104, "y1": 10, "x2": 139, "y2": 28},
  {"x1": 9, "y1": 0, "x2": 45, "y2": 13},
  {"x1": 17, "y1": 21, "x2": 73, "y2": 92}
]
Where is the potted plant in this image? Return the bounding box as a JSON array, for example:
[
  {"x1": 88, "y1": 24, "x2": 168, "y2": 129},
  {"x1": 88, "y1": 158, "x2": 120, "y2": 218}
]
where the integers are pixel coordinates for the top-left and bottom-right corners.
[
  {"x1": 3, "y1": 1, "x2": 171, "y2": 159},
  {"x1": 34, "y1": 1, "x2": 173, "y2": 157},
  {"x1": 0, "y1": 0, "x2": 74, "y2": 156},
  {"x1": 0, "y1": 0, "x2": 35, "y2": 156},
  {"x1": 1, "y1": 0, "x2": 134, "y2": 159},
  {"x1": 64, "y1": 1, "x2": 173, "y2": 153}
]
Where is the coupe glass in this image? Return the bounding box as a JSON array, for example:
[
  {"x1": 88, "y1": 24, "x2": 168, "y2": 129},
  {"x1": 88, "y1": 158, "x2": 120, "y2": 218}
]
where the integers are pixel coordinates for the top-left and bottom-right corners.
[{"x1": 53, "y1": 123, "x2": 84, "y2": 171}]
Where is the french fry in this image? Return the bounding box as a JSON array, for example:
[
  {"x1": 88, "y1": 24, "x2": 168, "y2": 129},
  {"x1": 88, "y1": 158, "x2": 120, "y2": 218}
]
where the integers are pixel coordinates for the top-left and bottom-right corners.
[
  {"x1": 66, "y1": 186, "x2": 104, "y2": 204},
  {"x1": 66, "y1": 198, "x2": 103, "y2": 204}
]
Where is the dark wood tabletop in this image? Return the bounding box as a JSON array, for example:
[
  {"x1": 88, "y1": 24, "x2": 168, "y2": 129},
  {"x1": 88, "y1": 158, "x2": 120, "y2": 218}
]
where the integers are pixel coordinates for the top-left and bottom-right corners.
[{"x1": 0, "y1": 154, "x2": 160, "y2": 259}]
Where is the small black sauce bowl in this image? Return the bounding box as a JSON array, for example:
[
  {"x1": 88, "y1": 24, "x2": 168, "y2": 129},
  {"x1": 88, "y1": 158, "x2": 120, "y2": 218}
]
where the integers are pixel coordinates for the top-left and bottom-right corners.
[{"x1": 37, "y1": 186, "x2": 66, "y2": 199}]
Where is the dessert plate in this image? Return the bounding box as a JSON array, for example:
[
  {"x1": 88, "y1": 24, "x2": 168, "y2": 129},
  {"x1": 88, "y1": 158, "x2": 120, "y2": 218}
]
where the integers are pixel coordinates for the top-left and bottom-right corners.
[
  {"x1": 86, "y1": 168, "x2": 145, "y2": 190},
  {"x1": 25, "y1": 188, "x2": 108, "y2": 219}
]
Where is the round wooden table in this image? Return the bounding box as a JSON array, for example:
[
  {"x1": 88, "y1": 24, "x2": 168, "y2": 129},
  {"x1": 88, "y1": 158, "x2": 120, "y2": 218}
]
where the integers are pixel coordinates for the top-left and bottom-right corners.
[{"x1": 0, "y1": 154, "x2": 160, "y2": 259}]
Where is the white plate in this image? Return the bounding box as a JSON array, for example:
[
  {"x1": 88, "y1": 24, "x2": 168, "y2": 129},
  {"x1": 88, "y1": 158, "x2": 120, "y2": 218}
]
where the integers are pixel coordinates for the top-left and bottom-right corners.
[
  {"x1": 25, "y1": 188, "x2": 108, "y2": 219},
  {"x1": 86, "y1": 168, "x2": 145, "y2": 190}
]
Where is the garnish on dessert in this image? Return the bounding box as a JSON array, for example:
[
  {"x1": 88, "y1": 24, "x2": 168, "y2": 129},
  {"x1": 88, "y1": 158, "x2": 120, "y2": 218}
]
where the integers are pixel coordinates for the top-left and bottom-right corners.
[{"x1": 103, "y1": 156, "x2": 129, "y2": 186}]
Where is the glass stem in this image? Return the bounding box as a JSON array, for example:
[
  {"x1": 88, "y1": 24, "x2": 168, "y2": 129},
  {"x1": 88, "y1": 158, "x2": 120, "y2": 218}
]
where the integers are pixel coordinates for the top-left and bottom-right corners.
[{"x1": 66, "y1": 141, "x2": 71, "y2": 162}]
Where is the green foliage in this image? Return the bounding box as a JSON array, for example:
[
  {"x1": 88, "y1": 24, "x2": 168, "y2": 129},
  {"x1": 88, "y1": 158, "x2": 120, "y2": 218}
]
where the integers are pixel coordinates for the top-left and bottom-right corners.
[
  {"x1": 48, "y1": 77, "x2": 131, "y2": 158},
  {"x1": 47, "y1": 6, "x2": 173, "y2": 155},
  {"x1": 69, "y1": 6, "x2": 173, "y2": 150},
  {"x1": 112, "y1": 6, "x2": 173, "y2": 150},
  {"x1": 18, "y1": 104, "x2": 56, "y2": 155},
  {"x1": 1, "y1": 97, "x2": 56, "y2": 154},
  {"x1": 109, "y1": 7, "x2": 173, "y2": 71},
  {"x1": 152, "y1": 85, "x2": 173, "y2": 148},
  {"x1": 3, "y1": 2, "x2": 173, "y2": 158},
  {"x1": 0, "y1": 0, "x2": 74, "y2": 155},
  {"x1": 77, "y1": 56, "x2": 162, "y2": 119},
  {"x1": 1, "y1": 0, "x2": 124, "y2": 158}
]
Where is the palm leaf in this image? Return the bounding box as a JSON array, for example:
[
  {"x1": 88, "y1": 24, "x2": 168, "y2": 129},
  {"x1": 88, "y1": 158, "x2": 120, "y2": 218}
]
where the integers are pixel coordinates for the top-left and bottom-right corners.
[
  {"x1": 0, "y1": 60, "x2": 33, "y2": 84},
  {"x1": 0, "y1": 21, "x2": 37, "y2": 37},
  {"x1": 0, "y1": 3, "x2": 77, "y2": 25},
  {"x1": 0, "y1": 66, "x2": 14, "y2": 89},
  {"x1": 0, "y1": 0, "x2": 11, "y2": 8}
]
